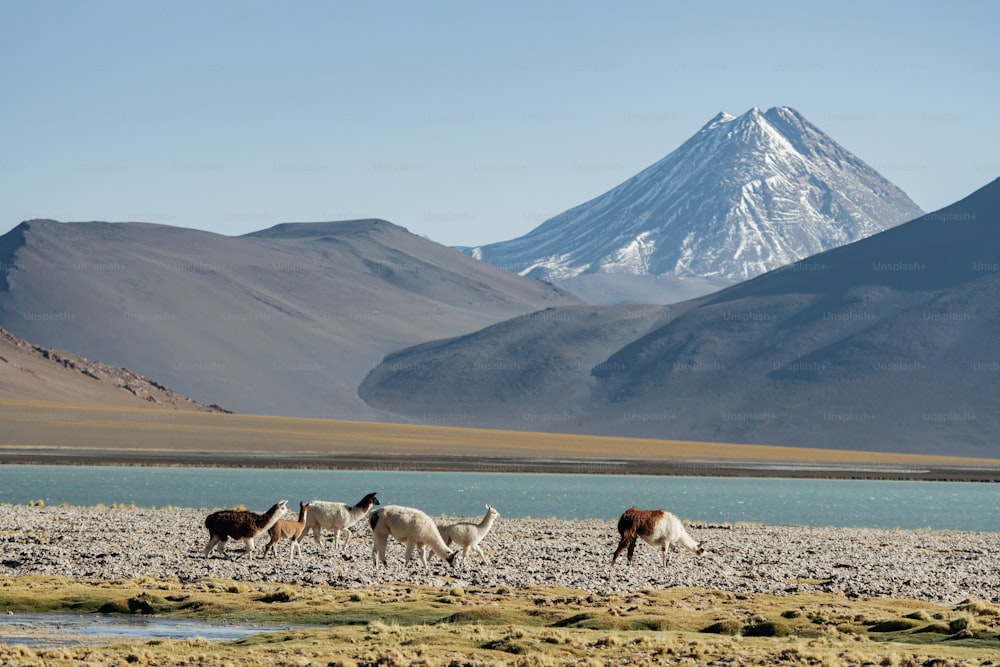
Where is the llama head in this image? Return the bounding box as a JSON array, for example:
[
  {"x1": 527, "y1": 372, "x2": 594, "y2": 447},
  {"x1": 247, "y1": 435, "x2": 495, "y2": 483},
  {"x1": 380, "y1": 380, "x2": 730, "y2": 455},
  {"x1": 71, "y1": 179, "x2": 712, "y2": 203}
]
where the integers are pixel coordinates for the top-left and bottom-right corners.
[{"x1": 486, "y1": 504, "x2": 500, "y2": 518}]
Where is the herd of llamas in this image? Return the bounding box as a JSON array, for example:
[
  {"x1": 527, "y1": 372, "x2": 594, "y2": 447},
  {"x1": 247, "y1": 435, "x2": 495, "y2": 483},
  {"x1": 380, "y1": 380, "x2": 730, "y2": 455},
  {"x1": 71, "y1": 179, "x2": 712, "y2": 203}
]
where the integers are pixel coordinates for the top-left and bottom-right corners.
[{"x1": 203, "y1": 491, "x2": 705, "y2": 569}]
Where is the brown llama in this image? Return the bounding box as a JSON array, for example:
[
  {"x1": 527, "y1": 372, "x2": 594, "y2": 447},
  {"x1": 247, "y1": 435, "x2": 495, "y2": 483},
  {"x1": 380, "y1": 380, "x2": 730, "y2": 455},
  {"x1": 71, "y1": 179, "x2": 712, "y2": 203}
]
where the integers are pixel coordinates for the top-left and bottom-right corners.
[
  {"x1": 611, "y1": 506, "x2": 704, "y2": 567},
  {"x1": 204, "y1": 499, "x2": 288, "y2": 559},
  {"x1": 263, "y1": 501, "x2": 310, "y2": 560}
]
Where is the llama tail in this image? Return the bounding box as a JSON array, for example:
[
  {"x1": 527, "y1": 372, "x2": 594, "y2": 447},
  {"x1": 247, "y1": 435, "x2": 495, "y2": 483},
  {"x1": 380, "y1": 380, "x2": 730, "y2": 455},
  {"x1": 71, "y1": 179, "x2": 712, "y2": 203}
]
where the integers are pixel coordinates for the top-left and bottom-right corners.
[{"x1": 368, "y1": 510, "x2": 381, "y2": 531}]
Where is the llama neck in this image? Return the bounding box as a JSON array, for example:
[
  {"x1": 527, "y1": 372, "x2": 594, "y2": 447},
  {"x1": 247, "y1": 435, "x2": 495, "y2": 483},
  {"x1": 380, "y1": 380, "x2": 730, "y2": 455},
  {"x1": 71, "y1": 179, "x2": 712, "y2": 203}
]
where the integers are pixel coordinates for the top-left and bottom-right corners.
[
  {"x1": 260, "y1": 502, "x2": 286, "y2": 532},
  {"x1": 261, "y1": 512, "x2": 283, "y2": 533},
  {"x1": 356, "y1": 496, "x2": 376, "y2": 512},
  {"x1": 479, "y1": 511, "x2": 497, "y2": 531},
  {"x1": 677, "y1": 529, "x2": 699, "y2": 552}
]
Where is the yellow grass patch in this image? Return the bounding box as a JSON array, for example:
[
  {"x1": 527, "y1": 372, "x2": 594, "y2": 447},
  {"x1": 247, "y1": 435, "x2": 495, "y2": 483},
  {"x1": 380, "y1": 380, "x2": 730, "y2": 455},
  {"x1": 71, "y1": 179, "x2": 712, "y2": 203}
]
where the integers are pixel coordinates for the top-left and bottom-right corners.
[
  {"x1": 3, "y1": 398, "x2": 998, "y2": 475},
  {"x1": 1, "y1": 576, "x2": 998, "y2": 666}
]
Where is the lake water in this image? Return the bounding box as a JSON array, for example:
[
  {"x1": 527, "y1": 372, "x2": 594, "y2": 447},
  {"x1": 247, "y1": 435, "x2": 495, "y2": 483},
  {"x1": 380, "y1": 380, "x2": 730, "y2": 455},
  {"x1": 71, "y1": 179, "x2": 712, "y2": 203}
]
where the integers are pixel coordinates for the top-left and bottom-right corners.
[
  {"x1": 1, "y1": 464, "x2": 998, "y2": 532},
  {"x1": 0, "y1": 612, "x2": 295, "y2": 648}
]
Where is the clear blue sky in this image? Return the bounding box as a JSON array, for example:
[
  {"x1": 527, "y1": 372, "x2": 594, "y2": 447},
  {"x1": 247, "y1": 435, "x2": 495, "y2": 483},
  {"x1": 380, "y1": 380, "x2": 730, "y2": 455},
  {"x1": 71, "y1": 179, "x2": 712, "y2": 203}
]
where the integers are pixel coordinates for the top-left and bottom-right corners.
[{"x1": 2, "y1": 1, "x2": 997, "y2": 247}]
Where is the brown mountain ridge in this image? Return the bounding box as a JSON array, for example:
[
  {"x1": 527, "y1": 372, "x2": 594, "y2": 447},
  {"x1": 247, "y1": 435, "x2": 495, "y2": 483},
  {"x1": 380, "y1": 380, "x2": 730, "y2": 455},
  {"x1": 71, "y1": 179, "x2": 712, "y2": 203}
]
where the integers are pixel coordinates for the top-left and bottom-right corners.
[{"x1": 0, "y1": 325, "x2": 225, "y2": 412}]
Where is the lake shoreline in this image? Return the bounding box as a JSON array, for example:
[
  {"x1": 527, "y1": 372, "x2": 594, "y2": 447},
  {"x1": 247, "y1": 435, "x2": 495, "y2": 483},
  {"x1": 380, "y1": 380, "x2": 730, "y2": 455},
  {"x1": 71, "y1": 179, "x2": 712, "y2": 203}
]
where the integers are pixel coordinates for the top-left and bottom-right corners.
[
  {"x1": 4, "y1": 501, "x2": 1000, "y2": 666},
  {"x1": 2, "y1": 503, "x2": 999, "y2": 605},
  {"x1": 3, "y1": 446, "x2": 1000, "y2": 482}
]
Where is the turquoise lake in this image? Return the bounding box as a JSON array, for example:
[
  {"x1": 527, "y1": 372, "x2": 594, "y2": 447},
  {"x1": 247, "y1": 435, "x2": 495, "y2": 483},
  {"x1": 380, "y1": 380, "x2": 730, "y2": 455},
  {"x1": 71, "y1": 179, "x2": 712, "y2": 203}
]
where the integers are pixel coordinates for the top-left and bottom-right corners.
[{"x1": 1, "y1": 465, "x2": 997, "y2": 531}]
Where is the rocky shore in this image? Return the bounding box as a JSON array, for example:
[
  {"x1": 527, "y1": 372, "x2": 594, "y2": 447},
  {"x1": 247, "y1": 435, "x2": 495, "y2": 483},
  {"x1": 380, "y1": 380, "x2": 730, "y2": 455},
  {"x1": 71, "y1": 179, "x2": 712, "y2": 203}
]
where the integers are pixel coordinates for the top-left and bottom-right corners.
[{"x1": 2, "y1": 503, "x2": 998, "y2": 604}]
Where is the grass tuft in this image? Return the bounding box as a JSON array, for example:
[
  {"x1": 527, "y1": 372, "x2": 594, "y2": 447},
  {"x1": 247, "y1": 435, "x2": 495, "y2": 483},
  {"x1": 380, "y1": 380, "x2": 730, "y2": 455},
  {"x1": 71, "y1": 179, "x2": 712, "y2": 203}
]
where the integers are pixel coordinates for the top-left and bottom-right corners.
[
  {"x1": 701, "y1": 619, "x2": 743, "y2": 635},
  {"x1": 744, "y1": 620, "x2": 794, "y2": 637}
]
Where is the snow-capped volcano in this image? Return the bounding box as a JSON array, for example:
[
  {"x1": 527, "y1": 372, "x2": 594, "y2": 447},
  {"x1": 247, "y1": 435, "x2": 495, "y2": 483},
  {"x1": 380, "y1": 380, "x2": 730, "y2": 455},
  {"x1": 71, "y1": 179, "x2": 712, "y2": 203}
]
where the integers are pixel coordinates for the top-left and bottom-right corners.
[{"x1": 466, "y1": 106, "x2": 924, "y2": 282}]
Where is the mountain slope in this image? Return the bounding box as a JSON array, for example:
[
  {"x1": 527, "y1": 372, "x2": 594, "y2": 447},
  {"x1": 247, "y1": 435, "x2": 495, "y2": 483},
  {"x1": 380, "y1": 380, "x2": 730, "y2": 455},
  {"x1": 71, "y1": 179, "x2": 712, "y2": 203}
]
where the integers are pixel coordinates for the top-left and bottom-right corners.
[
  {"x1": 0, "y1": 326, "x2": 221, "y2": 410},
  {"x1": 362, "y1": 179, "x2": 1000, "y2": 457},
  {"x1": 467, "y1": 107, "x2": 924, "y2": 286},
  {"x1": 0, "y1": 219, "x2": 578, "y2": 417}
]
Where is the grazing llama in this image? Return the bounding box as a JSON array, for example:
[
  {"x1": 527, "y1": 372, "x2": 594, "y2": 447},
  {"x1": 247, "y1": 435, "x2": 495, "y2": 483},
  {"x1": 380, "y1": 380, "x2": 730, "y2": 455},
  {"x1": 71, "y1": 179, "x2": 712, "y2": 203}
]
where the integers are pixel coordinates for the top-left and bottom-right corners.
[
  {"x1": 611, "y1": 506, "x2": 704, "y2": 567},
  {"x1": 203, "y1": 499, "x2": 288, "y2": 559},
  {"x1": 369, "y1": 505, "x2": 457, "y2": 569},
  {"x1": 263, "y1": 501, "x2": 310, "y2": 560},
  {"x1": 304, "y1": 492, "x2": 379, "y2": 549},
  {"x1": 438, "y1": 504, "x2": 500, "y2": 566}
]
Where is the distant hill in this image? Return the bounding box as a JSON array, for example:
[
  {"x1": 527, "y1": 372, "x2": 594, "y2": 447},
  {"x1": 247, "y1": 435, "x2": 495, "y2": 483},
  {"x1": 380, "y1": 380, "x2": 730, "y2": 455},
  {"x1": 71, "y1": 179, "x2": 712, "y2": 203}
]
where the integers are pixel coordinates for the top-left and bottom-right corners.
[
  {"x1": 0, "y1": 218, "x2": 579, "y2": 417},
  {"x1": 362, "y1": 179, "x2": 1000, "y2": 457},
  {"x1": 463, "y1": 106, "x2": 923, "y2": 304},
  {"x1": 0, "y1": 326, "x2": 222, "y2": 411}
]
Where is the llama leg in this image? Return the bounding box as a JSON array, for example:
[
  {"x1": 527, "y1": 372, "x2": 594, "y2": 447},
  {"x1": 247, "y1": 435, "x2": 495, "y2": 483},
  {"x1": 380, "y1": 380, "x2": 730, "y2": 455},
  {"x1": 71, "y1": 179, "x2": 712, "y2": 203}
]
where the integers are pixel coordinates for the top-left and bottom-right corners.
[
  {"x1": 660, "y1": 543, "x2": 671, "y2": 567},
  {"x1": 207, "y1": 536, "x2": 229, "y2": 557},
  {"x1": 475, "y1": 544, "x2": 490, "y2": 565},
  {"x1": 626, "y1": 539, "x2": 637, "y2": 566},
  {"x1": 204, "y1": 536, "x2": 219, "y2": 557},
  {"x1": 611, "y1": 536, "x2": 631, "y2": 565},
  {"x1": 372, "y1": 533, "x2": 387, "y2": 566},
  {"x1": 404, "y1": 540, "x2": 416, "y2": 564}
]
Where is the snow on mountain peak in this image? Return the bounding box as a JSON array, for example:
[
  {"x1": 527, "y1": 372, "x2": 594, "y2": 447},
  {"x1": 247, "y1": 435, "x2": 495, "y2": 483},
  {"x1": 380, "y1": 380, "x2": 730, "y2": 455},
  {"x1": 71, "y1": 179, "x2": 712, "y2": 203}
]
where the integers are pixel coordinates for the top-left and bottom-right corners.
[
  {"x1": 705, "y1": 111, "x2": 737, "y2": 129},
  {"x1": 466, "y1": 107, "x2": 925, "y2": 284}
]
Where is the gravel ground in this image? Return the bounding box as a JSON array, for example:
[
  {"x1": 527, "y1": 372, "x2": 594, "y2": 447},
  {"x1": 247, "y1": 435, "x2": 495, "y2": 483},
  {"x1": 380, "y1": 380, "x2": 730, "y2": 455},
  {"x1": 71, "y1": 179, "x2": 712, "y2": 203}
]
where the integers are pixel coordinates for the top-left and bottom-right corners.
[{"x1": 2, "y1": 503, "x2": 998, "y2": 604}]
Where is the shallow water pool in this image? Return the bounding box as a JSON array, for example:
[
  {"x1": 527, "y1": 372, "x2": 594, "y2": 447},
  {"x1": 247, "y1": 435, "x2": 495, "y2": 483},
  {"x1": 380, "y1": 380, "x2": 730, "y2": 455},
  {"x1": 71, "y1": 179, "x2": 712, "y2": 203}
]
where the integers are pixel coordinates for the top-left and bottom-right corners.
[{"x1": 0, "y1": 612, "x2": 294, "y2": 648}]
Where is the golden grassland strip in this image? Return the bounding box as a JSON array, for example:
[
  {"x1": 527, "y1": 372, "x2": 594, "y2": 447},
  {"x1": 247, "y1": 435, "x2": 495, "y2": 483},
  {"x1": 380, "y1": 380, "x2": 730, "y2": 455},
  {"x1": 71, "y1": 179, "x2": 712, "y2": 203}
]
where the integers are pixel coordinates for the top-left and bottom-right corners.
[
  {"x1": 3, "y1": 399, "x2": 999, "y2": 477},
  {"x1": 1, "y1": 576, "x2": 999, "y2": 666}
]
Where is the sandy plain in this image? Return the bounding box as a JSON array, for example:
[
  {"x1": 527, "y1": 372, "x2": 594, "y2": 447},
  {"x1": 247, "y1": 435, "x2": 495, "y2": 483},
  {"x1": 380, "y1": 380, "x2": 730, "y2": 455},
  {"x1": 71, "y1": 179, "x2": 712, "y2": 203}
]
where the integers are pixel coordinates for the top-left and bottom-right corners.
[{"x1": 3, "y1": 399, "x2": 1000, "y2": 481}]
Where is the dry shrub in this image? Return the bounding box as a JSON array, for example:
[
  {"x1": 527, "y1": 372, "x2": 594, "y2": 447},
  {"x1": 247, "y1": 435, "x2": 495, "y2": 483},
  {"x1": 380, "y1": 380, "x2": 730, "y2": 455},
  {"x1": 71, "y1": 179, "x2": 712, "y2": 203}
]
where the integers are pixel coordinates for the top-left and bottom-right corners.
[
  {"x1": 956, "y1": 598, "x2": 1000, "y2": 617},
  {"x1": 744, "y1": 620, "x2": 794, "y2": 637},
  {"x1": 701, "y1": 619, "x2": 742, "y2": 635},
  {"x1": 868, "y1": 618, "x2": 921, "y2": 633}
]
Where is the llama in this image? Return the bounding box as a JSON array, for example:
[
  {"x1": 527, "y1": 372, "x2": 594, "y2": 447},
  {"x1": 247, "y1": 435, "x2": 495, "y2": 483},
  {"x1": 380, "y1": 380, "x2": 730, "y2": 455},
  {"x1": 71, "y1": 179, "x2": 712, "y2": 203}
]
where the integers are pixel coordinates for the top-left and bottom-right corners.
[
  {"x1": 438, "y1": 504, "x2": 500, "y2": 566},
  {"x1": 610, "y1": 507, "x2": 704, "y2": 567},
  {"x1": 263, "y1": 501, "x2": 310, "y2": 560},
  {"x1": 304, "y1": 492, "x2": 379, "y2": 549},
  {"x1": 368, "y1": 505, "x2": 457, "y2": 569},
  {"x1": 203, "y1": 499, "x2": 288, "y2": 559}
]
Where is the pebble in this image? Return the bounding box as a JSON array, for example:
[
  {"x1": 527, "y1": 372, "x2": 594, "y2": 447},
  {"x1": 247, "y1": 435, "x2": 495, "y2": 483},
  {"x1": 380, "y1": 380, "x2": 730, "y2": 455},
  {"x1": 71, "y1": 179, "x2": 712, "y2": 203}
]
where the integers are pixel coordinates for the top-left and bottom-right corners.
[{"x1": 1, "y1": 504, "x2": 997, "y2": 604}]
